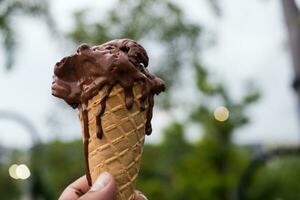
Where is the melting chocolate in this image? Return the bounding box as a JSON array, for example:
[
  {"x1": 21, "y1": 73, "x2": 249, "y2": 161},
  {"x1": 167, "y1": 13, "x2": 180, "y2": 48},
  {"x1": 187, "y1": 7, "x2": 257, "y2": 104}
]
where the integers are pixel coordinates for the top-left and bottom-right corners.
[
  {"x1": 51, "y1": 39, "x2": 165, "y2": 186},
  {"x1": 80, "y1": 102, "x2": 92, "y2": 185},
  {"x1": 95, "y1": 85, "x2": 113, "y2": 139}
]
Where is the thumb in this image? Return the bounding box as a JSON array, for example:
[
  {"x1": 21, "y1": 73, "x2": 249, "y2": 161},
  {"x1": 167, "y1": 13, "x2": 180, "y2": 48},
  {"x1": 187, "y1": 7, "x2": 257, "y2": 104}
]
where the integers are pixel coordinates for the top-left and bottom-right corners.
[
  {"x1": 135, "y1": 191, "x2": 148, "y2": 200},
  {"x1": 80, "y1": 172, "x2": 116, "y2": 200}
]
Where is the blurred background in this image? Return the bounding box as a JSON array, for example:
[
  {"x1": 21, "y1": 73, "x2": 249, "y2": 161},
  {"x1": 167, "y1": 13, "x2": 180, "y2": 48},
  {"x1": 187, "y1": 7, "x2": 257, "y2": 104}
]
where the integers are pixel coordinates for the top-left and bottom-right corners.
[{"x1": 1, "y1": 0, "x2": 300, "y2": 199}]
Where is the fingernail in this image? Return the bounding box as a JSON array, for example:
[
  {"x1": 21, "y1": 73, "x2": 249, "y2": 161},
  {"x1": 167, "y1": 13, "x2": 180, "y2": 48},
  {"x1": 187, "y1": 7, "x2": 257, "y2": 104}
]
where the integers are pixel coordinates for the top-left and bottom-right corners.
[
  {"x1": 136, "y1": 191, "x2": 148, "y2": 200},
  {"x1": 90, "y1": 172, "x2": 112, "y2": 192}
]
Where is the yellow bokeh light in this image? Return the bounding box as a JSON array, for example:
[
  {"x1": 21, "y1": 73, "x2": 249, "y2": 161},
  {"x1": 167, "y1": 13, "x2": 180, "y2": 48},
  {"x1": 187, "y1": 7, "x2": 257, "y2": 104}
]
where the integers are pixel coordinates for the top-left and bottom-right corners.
[
  {"x1": 16, "y1": 164, "x2": 31, "y2": 180},
  {"x1": 9, "y1": 164, "x2": 19, "y2": 179},
  {"x1": 214, "y1": 106, "x2": 229, "y2": 122}
]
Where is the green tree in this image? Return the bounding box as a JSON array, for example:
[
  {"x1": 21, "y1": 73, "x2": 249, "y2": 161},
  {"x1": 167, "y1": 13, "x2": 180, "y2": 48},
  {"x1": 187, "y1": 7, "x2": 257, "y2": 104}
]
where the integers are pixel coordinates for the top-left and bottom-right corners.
[
  {"x1": 0, "y1": 147, "x2": 22, "y2": 200},
  {"x1": 137, "y1": 122, "x2": 192, "y2": 199},
  {"x1": 136, "y1": 66, "x2": 258, "y2": 199},
  {"x1": 178, "y1": 62, "x2": 259, "y2": 199},
  {"x1": 0, "y1": 164, "x2": 21, "y2": 200},
  {"x1": 66, "y1": 0, "x2": 259, "y2": 199},
  {"x1": 30, "y1": 140, "x2": 85, "y2": 200},
  {"x1": 0, "y1": 0, "x2": 52, "y2": 70},
  {"x1": 246, "y1": 156, "x2": 300, "y2": 200}
]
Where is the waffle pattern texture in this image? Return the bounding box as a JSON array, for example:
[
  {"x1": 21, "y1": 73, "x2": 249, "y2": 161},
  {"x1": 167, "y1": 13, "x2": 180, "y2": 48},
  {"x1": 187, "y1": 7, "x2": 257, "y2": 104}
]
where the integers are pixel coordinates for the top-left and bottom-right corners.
[{"x1": 79, "y1": 83, "x2": 147, "y2": 200}]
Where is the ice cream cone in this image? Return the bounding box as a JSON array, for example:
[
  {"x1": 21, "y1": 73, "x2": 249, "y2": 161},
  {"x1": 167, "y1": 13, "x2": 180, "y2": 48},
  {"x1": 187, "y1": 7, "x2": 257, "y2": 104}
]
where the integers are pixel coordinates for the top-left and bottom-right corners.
[
  {"x1": 79, "y1": 83, "x2": 148, "y2": 200},
  {"x1": 52, "y1": 39, "x2": 165, "y2": 200}
]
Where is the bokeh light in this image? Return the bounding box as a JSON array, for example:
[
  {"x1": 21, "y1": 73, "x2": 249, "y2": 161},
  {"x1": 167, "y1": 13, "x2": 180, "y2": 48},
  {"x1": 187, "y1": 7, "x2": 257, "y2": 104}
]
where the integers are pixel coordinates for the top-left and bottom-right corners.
[
  {"x1": 16, "y1": 164, "x2": 31, "y2": 180},
  {"x1": 9, "y1": 164, "x2": 31, "y2": 180},
  {"x1": 214, "y1": 106, "x2": 230, "y2": 122},
  {"x1": 8, "y1": 164, "x2": 19, "y2": 179}
]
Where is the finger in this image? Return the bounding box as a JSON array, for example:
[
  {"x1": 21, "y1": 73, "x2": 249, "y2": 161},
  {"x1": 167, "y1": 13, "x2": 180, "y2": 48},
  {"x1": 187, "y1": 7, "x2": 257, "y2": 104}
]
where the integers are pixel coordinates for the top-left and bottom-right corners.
[
  {"x1": 135, "y1": 190, "x2": 148, "y2": 200},
  {"x1": 59, "y1": 175, "x2": 90, "y2": 200},
  {"x1": 79, "y1": 172, "x2": 116, "y2": 200}
]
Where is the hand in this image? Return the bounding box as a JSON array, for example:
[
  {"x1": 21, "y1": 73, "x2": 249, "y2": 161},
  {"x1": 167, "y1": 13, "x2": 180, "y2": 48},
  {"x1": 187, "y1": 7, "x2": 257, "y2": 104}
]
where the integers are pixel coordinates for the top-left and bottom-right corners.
[{"x1": 58, "y1": 172, "x2": 148, "y2": 200}]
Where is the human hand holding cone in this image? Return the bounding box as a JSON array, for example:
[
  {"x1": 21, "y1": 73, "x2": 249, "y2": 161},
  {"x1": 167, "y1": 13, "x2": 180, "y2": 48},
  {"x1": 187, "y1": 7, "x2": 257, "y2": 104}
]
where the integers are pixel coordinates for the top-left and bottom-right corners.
[{"x1": 52, "y1": 39, "x2": 165, "y2": 200}]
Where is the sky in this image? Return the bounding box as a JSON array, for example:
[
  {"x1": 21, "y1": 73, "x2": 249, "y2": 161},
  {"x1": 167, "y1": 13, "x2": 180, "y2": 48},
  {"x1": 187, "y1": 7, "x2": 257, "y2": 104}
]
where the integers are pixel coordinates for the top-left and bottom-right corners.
[{"x1": 0, "y1": 0, "x2": 299, "y2": 148}]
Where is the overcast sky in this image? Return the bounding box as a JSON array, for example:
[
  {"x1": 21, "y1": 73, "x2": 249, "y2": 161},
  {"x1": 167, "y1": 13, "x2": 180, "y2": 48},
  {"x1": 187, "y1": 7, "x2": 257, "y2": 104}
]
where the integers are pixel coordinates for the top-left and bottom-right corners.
[{"x1": 0, "y1": 0, "x2": 299, "y2": 148}]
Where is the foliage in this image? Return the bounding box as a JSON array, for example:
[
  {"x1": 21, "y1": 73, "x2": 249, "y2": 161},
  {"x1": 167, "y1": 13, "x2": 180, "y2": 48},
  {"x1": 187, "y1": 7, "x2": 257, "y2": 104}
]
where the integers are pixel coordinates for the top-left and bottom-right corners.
[
  {"x1": 0, "y1": 164, "x2": 21, "y2": 199},
  {"x1": 137, "y1": 122, "x2": 250, "y2": 200},
  {"x1": 134, "y1": 61, "x2": 258, "y2": 200},
  {"x1": 137, "y1": 122, "x2": 192, "y2": 199},
  {"x1": 26, "y1": 140, "x2": 300, "y2": 200},
  {"x1": 0, "y1": 0, "x2": 52, "y2": 70},
  {"x1": 27, "y1": 122, "x2": 250, "y2": 200},
  {"x1": 30, "y1": 140, "x2": 85, "y2": 200},
  {"x1": 0, "y1": 148, "x2": 21, "y2": 200},
  {"x1": 245, "y1": 156, "x2": 300, "y2": 200}
]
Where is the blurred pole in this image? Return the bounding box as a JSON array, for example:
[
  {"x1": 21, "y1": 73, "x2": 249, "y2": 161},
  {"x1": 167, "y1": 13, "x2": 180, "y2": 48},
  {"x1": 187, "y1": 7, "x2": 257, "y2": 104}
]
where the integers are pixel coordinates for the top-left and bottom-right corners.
[
  {"x1": 281, "y1": 0, "x2": 300, "y2": 120},
  {"x1": 0, "y1": 110, "x2": 41, "y2": 144},
  {"x1": 0, "y1": 110, "x2": 41, "y2": 200}
]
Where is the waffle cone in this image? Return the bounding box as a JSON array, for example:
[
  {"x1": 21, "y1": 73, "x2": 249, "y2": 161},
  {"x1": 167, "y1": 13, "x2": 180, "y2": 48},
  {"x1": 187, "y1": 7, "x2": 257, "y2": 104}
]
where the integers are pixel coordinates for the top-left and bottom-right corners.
[{"x1": 79, "y1": 83, "x2": 148, "y2": 200}]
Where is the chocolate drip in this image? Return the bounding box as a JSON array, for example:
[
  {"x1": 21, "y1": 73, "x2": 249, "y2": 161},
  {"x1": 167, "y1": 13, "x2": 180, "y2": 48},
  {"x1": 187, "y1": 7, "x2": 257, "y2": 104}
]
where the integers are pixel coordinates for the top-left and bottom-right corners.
[
  {"x1": 124, "y1": 87, "x2": 134, "y2": 109},
  {"x1": 145, "y1": 96, "x2": 155, "y2": 135},
  {"x1": 81, "y1": 103, "x2": 92, "y2": 186},
  {"x1": 51, "y1": 39, "x2": 165, "y2": 186},
  {"x1": 96, "y1": 85, "x2": 113, "y2": 139}
]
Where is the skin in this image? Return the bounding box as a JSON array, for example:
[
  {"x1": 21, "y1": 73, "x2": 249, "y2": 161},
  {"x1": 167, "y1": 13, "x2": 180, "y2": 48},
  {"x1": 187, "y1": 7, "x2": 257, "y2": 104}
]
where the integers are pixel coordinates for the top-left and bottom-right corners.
[{"x1": 58, "y1": 175, "x2": 147, "y2": 200}]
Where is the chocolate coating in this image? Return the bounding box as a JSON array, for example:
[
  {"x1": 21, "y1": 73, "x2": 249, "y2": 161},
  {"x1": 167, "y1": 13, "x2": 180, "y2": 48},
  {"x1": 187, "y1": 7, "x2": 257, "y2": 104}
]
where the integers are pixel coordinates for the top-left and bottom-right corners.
[{"x1": 51, "y1": 39, "x2": 165, "y2": 185}]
